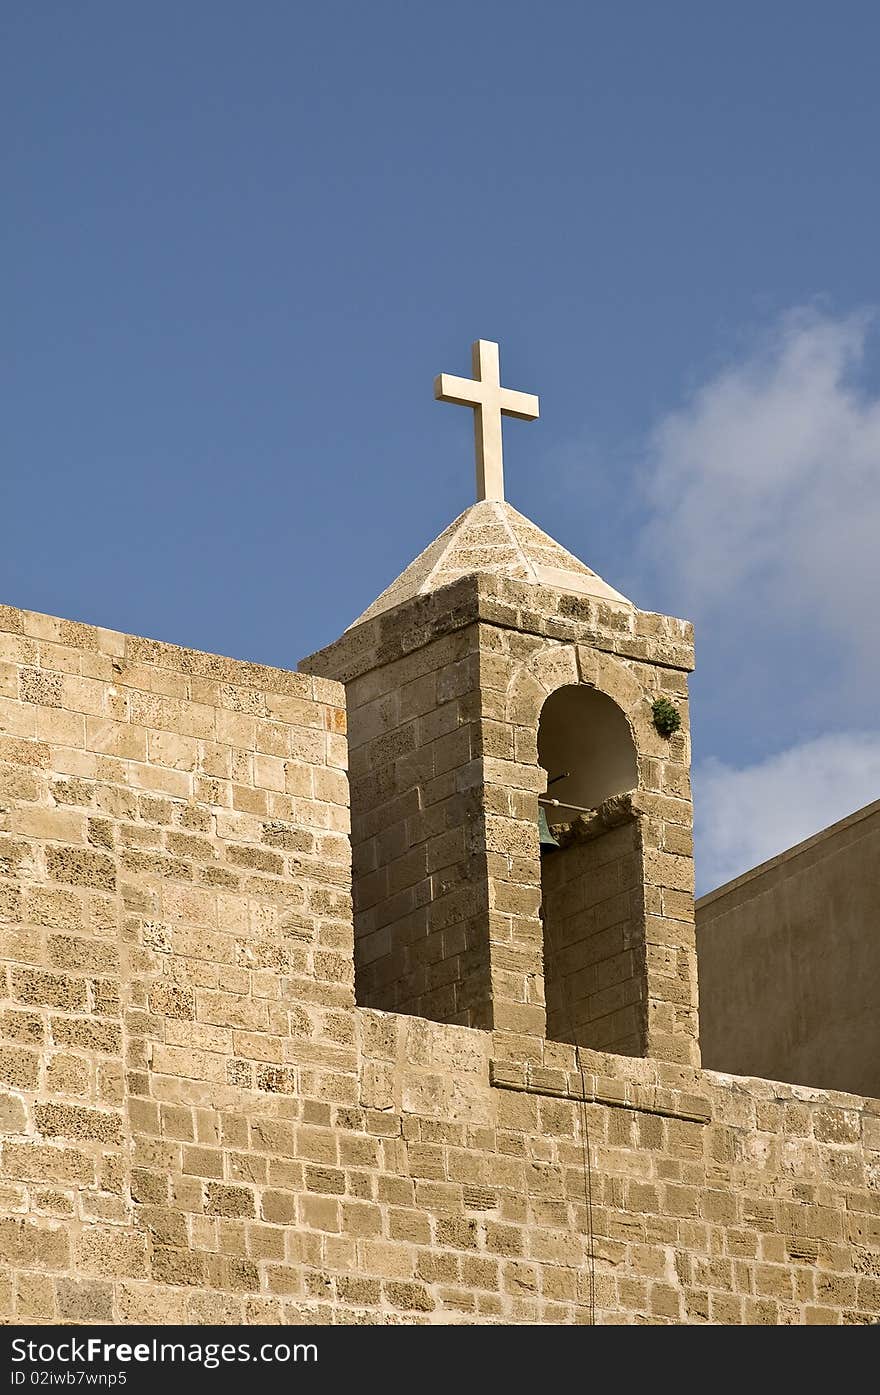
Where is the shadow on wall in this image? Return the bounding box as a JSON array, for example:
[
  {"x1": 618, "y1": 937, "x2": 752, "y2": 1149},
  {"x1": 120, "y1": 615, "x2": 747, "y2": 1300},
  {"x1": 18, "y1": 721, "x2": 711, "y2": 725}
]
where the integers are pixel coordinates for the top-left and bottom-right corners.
[
  {"x1": 537, "y1": 684, "x2": 644, "y2": 1056},
  {"x1": 537, "y1": 684, "x2": 637, "y2": 825}
]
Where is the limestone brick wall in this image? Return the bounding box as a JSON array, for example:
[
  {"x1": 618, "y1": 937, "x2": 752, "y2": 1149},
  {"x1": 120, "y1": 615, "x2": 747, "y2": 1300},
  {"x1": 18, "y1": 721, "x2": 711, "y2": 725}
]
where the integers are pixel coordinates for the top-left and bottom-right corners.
[
  {"x1": 0, "y1": 604, "x2": 352, "y2": 1323},
  {"x1": 335, "y1": 626, "x2": 491, "y2": 1029},
  {"x1": 541, "y1": 816, "x2": 645, "y2": 1056},
  {"x1": 2, "y1": 603, "x2": 878, "y2": 1326},
  {"x1": 472, "y1": 588, "x2": 697, "y2": 1064}
]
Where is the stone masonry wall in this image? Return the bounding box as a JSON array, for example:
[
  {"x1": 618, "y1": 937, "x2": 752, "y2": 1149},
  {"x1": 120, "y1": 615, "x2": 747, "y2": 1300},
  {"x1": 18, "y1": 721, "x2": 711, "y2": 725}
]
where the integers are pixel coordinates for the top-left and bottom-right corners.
[
  {"x1": 541, "y1": 817, "x2": 645, "y2": 1056},
  {"x1": 0, "y1": 605, "x2": 352, "y2": 1323},
  {"x1": 339, "y1": 626, "x2": 491, "y2": 1029},
  {"x1": 1, "y1": 603, "x2": 878, "y2": 1325},
  {"x1": 303, "y1": 574, "x2": 699, "y2": 1065},
  {"x1": 472, "y1": 590, "x2": 697, "y2": 1065}
]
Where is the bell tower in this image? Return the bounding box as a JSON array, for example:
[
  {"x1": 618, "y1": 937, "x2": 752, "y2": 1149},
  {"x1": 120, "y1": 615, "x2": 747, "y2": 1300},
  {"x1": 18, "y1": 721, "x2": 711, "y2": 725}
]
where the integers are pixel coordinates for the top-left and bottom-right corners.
[{"x1": 301, "y1": 340, "x2": 698, "y2": 1065}]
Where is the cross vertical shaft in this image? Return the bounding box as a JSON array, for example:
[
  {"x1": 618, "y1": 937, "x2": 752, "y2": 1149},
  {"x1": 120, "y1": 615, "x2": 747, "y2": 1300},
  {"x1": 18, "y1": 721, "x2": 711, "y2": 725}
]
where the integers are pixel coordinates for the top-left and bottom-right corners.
[{"x1": 434, "y1": 339, "x2": 539, "y2": 501}]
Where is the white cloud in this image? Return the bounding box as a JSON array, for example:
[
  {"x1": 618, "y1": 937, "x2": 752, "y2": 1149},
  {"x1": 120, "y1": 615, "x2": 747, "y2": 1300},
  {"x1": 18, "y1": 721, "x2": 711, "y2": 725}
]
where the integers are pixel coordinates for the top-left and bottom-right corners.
[
  {"x1": 642, "y1": 307, "x2": 880, "y2": 684},
  {"x1": 694, "y1": 731, "x2": 880, "y2": 894},
  {"x1": 635, "y1": 307, "x2": 880, "y2": 891}
]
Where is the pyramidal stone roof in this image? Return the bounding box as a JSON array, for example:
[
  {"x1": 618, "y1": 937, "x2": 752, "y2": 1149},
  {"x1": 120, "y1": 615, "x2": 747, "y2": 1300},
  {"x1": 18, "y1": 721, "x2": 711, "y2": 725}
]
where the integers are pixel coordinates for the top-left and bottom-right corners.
[{"x1": 349, "y1": 499, "x2": 632, "y2": 629}]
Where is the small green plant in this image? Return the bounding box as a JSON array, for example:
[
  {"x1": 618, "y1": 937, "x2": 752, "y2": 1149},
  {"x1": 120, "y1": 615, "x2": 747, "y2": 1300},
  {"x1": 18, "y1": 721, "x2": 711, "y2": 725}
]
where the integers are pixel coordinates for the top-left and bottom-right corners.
[{"x1": 652, "y1": 696, "x2": 681, "y2": 738}]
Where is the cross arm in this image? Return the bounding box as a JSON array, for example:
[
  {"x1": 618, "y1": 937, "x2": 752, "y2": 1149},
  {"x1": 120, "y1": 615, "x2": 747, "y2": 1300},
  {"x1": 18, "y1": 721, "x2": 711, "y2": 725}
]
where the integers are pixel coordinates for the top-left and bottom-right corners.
[
  {"x1": 434, "y1": 373, "x2": 484, "y2": 407},
  {"x1": 499, "y1": 388, "x2": 539, "y2": 421}
]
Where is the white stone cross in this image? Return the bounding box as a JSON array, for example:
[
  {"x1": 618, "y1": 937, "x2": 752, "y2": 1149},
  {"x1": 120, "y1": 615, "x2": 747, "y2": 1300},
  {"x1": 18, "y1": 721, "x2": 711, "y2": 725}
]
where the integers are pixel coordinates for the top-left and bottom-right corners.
[{"x1": 434, "y1": 340, "x2": 539, "y2": 502}]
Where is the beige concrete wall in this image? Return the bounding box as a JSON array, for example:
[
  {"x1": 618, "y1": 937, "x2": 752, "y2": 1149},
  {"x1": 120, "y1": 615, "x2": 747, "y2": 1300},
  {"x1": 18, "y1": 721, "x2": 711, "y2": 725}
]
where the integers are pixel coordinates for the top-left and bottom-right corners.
[{"x1": 696, "y1": 800, "x2": 880, "y2": 1100}]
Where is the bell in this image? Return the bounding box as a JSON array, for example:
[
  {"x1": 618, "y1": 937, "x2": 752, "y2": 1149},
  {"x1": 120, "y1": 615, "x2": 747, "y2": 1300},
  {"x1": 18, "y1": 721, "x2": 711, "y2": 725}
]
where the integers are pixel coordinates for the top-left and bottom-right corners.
[{"x1": 538, "y1": 805, "x2": 560, "y2": 852}]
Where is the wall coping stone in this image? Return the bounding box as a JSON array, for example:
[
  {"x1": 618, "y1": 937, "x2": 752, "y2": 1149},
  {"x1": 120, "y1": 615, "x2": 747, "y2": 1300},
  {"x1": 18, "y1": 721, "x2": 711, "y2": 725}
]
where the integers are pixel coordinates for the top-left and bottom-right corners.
[
  {"x1": 302, "y1": 572, "x2": 694, "y2": 682},
  {"x1": 489, "y1": 1058, "x2": 712, "y2": 1123}
]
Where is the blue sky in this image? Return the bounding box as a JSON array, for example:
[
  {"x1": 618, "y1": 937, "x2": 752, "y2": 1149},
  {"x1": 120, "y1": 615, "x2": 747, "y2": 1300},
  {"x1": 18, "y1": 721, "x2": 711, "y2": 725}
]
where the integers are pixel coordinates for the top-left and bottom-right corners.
[{"x1": 4, "y1": 3, "x2": 880, "y2": 891}]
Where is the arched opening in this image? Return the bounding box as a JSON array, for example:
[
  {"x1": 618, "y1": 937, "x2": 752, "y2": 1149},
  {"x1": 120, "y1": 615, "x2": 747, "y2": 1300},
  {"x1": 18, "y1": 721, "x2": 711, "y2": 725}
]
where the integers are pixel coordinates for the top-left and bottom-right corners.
[
  {"x1": 537, "y1": 684, "x2": 646, "y2": 1056},
  {"x1": 537, "y1": 684, "x2": 637, "y2": 825}
]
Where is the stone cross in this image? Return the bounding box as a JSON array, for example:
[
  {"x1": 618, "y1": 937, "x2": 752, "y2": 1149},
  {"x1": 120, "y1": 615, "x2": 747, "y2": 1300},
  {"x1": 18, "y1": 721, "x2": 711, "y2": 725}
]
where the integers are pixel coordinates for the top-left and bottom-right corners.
[{"x1": 434, "y1": 340, "x2": 539, "y2": 502}]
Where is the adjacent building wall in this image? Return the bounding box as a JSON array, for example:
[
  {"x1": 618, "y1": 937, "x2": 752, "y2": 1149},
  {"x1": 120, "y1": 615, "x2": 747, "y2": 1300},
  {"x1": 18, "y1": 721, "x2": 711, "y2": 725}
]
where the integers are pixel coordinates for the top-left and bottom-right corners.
[{"x1": 696, "y1": 800, "x2": 880, "y2": 1100}]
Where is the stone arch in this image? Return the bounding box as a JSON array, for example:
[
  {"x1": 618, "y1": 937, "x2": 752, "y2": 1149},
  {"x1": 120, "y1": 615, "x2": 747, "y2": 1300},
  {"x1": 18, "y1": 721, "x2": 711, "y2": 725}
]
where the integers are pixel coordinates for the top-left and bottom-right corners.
[{"x1": 504, "y1": 641, "x2": 651, "y2": 764}]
